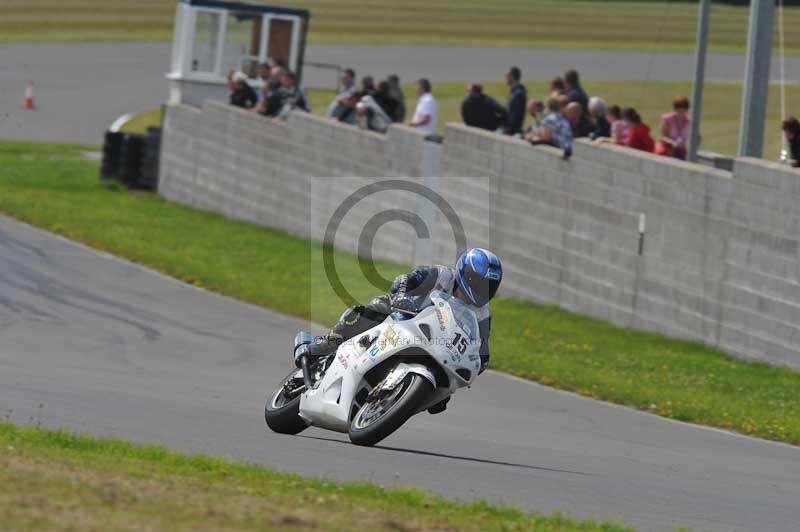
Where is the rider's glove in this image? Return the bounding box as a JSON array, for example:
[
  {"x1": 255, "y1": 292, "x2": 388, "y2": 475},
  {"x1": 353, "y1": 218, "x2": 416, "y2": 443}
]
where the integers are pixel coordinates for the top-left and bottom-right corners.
[{"x1": 391, "y1": 296, "x2": 417, "y2": 314}]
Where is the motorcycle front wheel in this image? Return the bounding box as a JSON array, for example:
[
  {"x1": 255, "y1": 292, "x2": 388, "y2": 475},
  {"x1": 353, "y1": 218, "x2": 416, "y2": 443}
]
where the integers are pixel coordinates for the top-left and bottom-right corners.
[
  {"x1": 265, "y1": 368, "x2": 309, "y2": 435},
  {"x1": 349, "y1": 373, "x2": 433, "y2": 446}
]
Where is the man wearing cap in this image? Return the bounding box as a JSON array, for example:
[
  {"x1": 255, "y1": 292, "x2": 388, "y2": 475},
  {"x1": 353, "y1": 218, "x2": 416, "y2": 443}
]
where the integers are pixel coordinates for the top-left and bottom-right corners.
[{"x1": 504, "y1": 66, "x2": 527, "y2": 136}]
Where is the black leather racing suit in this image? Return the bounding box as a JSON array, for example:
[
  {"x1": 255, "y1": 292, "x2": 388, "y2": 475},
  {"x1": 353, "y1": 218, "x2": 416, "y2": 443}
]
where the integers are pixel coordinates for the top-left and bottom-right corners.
[{"x1": 308, "y1": 265, "x2": 492, "y2": 371}]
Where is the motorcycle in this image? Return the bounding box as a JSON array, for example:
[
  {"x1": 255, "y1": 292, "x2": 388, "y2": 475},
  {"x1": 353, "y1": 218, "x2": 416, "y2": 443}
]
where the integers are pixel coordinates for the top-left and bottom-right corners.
[{"x1": 265, "y1": 290, "x2": 482, "y2": 446}]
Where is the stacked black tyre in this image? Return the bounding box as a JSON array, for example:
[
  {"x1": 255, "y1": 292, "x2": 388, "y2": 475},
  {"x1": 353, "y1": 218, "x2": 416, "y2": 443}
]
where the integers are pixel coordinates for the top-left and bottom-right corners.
[
  {"x1": 118, "y1": 134, "x2": 146, "y2": 188},
  {"x1": 99, "y1": 128, "x2": 161, "y2": 191},
  {"x1": 99, "y1": 131, "x2": 124, "y2": 180}
]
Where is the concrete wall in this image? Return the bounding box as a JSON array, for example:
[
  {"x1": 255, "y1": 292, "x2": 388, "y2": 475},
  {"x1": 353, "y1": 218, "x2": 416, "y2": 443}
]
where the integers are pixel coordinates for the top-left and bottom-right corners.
[
  {"x1": 159, "y1": 101, "x2": 800, "y2": 368},
  {"x1": 158, "y1": 100, "x2": 437, "y2": 269}
]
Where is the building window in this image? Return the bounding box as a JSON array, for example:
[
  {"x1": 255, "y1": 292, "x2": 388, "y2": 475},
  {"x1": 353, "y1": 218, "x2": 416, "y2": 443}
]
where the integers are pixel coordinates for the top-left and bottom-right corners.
[{"x1": 191, "y1": 10, "x2": 222, "y2": 74}]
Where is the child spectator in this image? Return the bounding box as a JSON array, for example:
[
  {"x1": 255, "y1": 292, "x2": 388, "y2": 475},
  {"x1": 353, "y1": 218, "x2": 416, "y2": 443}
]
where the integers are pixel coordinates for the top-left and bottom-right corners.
[
  {"x1": 505, "y1": 66, "x2": 527, "y2": 136},
  {"x1": 527, "y1": 95, "x2": 573, "y2": 159},
  {"x1": 657, "y1": 96, "x2": 692, "y2": 160},
  {"x1": 387, "y1": 74, "x2": 406, "y2": 122},
  {"x1": 622, "y1": 107, "x2": 655, "y2": 152},
  {"x1": 606, "y1": 104, "x2": 627, "y2": 144},
  {"x1": 588, "y1": 96, "x2": 611, "y2": 139},
  {"x1": 406, "y1": 79, "x2": 437, "y2": 134},
  {"x1": 524, "y1": 99, "x2": 545, "y2": 133},
  {"x1": 227, "y1": 71, "x2": 258, "y2": 109},
  {"x1": 782, "y1": 116, "x2": 800, "y2": 167},
  {"x1": 461, "y1": 83, "x2": 508, "y2": 132}
]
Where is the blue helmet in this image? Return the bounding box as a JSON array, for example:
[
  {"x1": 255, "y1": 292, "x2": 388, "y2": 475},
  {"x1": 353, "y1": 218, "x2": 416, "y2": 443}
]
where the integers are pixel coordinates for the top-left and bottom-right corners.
[{"x1": 455, "y1": 248, "x2": 502, "y2": 307}]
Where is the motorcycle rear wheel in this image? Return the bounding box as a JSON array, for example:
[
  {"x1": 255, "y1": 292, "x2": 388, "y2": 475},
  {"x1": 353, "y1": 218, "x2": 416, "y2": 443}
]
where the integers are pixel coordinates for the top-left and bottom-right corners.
[
  {"x1": 349, "y1": 373, "x2": 433, "y2": 447},
  {"x1": 265, "y1": 369, "x2": 308, "y2": 435}
]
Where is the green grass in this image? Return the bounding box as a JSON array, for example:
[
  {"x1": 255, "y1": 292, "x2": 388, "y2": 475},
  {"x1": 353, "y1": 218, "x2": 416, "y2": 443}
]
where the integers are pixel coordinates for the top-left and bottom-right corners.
[
  {"x1": 307, "y1": 80, "x2": 800, "y2": 157},
  {"x1": 4, "y1": 0, "x2": 800, "y2": 54},
  {"x1": 119, "y1": 107, "x2": 163, "y2": 134},
  {"x1": 0, "y1": 141, "x2": 799, "y2": 446},
  {"x1": 0, "y1": 422, "x2": 629, "y2": 531}
]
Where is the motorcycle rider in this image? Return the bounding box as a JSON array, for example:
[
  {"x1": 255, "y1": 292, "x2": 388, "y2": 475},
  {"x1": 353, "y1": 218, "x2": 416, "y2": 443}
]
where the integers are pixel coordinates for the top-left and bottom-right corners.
[{"x1": 294, "y1": 248, "x2": 502, "y2": 381}]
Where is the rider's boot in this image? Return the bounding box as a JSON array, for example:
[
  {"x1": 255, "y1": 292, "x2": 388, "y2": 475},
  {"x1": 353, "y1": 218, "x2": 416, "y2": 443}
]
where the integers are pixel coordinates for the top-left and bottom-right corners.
[{"x1": 427, "y1": 396, "x2": 450, "y2": 415}]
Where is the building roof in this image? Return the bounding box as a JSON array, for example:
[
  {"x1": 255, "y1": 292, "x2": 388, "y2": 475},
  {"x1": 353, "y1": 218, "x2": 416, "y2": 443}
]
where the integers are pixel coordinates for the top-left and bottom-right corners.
[{"x1": 180, "y1": 0, "x2": 310, "y2": 18}]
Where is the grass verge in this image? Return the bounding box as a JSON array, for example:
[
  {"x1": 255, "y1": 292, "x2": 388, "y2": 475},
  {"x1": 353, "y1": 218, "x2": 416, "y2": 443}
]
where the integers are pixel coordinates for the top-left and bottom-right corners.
[
  {"x1": 0, "y1": 141, "x2": 799, "y2": 446},
  {"x1": 119, "y1": 107, "x2": 163, "y2": 134},
  {"x1": 3, "y1": 0, "x2": 800, "y2": 54},
  {"x1": 0, "y1": 422, "x2": 629, "y2": 531},
  {"x1": 306, "y1": 80, "x2": 800, "y2": 158}
]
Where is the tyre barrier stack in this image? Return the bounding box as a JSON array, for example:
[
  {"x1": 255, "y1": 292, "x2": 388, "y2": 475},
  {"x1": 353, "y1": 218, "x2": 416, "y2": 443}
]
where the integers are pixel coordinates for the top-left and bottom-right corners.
[
  {"x1": 99, "y1": 128, "x2": 161, "y2": 190},
  {"x1": 99, "y1": 131, "x2": 124, "y2": 180}
]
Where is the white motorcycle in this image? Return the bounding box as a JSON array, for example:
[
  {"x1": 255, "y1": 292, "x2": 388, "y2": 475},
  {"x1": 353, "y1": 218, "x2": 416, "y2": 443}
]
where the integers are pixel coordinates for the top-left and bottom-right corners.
[{"x1": 265, "y1": 291, "x2": 482, "y2": 446}]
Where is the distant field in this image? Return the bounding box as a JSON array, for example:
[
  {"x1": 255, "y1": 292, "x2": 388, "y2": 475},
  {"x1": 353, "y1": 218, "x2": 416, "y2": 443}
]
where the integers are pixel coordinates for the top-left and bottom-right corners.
[
  {"x1": 3, "y1": 0, "x2": 800, "y2": 53},
  {"x1": 306, "y1": 80, "x2": 800, "y2": 158}
]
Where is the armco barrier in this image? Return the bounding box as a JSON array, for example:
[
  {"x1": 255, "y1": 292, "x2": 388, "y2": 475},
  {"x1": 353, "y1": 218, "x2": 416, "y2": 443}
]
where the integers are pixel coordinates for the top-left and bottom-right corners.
[{"x1": 158, "y1": 101, "x2": 800, "y2": 368}]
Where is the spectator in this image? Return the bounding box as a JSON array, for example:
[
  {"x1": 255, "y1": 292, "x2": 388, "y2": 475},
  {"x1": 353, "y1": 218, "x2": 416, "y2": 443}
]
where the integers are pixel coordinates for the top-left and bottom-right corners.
[
  {"x1": 256, "y1": 65, "x2": 285, "y2": 116},
  {"x1": 326, "y1": 68, "x2": 358, "y2": 123},
  {"x1": 227, "y1": 71, "x2": 258, "y2": 109},
  {"x1": 254, "y1": 61, "x2": 273, "y2": 100},
  {"x1": 550, "y1": 76, "x2": 566, "y2": 95},
  {"x1": 374, "y1": 80, "x2": 398, "y2": 119},
  {"x1": 589, "y1": 96, "x2": 611, "y2": 139},
  {"x1": 524, "y1": 99, "x2": 545, "y2": 135},
  {"x1": 360, "y1": 76, "x2": 376, "y2": 98},
  {"x1": 461, "y1": 82, "x2": 508, "y2": 132},
  {"x1": 356, "y1": 94, "x2": 392, "y2": 133},
  {"x1": 656, "y1": 96, "x2": 692, "y2": 160},
  {"x1": 621, "y1": 107, "x2": 655, "y2": 152},
  {"x1": 274, "y1": 70, "x2": 309, "y2": 120},
  {"x1": 606, "y1": 104, "x2": 627, "y2": 144},
  {"x1": 782, "y1": 116, "x2": 800, "y2": 167},
  {"x1": 505, "y1": 66, "x2": 527, "y2": 136},
  {"x1": 527, "y1": 95, "x2": 573, "y2": 159},
  {"x1": 387, "y1": 74, "x2": 406, "y2": 122},
  {"x1": 565, "y1": 101, "x2": 592, "y2": 138},
  {"x1": 406, "y1": 78, "x2": 437, "y2": 134},
  {"x1": 564, "y1": 69, "x2": 589, "y2": 113}
]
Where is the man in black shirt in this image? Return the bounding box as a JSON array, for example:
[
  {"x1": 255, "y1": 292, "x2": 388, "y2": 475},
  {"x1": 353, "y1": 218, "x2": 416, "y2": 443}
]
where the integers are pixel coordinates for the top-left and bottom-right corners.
[
  {"x1": 564, "y1": 69, "x2": 589, "y2": 113},
  {"x1": 504, "y1": 66, "x2": 527, "y2": 136},
  {"x1": 461, "y1": 83, "x2": 508, "y2": 132}
]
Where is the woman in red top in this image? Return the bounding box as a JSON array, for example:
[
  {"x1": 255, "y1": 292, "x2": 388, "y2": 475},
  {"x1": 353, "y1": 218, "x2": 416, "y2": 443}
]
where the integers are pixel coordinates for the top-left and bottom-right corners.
[{"x1": 621, "y1": 107, "x2": 655, "y2": 152}]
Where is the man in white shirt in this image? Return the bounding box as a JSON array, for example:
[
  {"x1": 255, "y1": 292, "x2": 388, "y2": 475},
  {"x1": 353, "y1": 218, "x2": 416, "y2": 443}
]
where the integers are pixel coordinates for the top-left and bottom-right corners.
[{"x1": 406, "y1": 78, "x2": 437, "y2": 134}]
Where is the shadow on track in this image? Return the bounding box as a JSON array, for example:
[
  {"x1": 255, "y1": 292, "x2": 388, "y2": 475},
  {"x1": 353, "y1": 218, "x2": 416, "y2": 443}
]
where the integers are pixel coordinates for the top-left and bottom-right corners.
[{"x1": 297, "y1": 434, "x2": 589, "y2": 476}]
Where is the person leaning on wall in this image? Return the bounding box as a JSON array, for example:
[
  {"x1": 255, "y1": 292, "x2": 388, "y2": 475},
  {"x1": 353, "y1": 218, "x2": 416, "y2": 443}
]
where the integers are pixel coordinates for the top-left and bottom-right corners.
[{"x1": 782, "y1": 116, "x2": 800, "y2": 167}]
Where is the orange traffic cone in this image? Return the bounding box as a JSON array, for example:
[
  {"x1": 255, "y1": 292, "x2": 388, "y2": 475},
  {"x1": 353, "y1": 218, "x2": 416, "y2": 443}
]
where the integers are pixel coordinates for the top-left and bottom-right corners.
[{"x1": 23, "y1": 81, "x2": 35, "y2": 109}]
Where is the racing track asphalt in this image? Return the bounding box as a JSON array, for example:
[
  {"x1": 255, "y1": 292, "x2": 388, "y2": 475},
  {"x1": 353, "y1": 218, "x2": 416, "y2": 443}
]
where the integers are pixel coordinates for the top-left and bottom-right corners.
[
  {"x1": 0, "y1": 214, "x2": 799, "y2": 532},
  {"x1": 1, "y1": 41, "x2": 799, "y2": 144}
]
